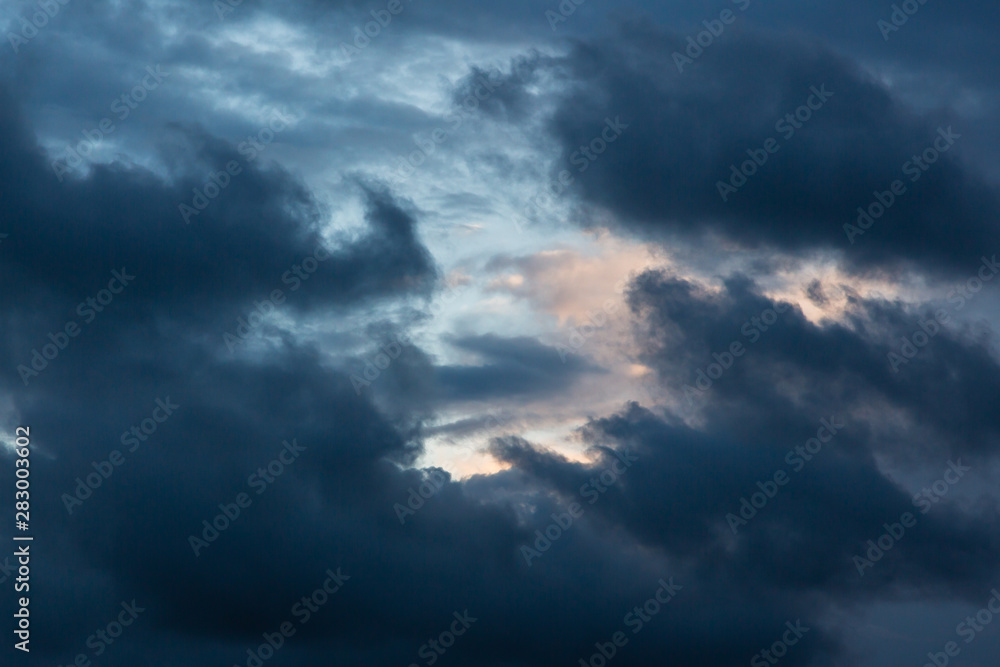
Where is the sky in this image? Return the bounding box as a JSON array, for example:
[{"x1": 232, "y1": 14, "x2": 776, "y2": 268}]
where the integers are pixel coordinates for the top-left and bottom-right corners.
[{"x1": 1, "y1": 0, "x2": 1000, "y2": 665}]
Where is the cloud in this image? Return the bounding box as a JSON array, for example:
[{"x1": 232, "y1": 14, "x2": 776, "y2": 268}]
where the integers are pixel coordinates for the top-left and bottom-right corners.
[
  {"x1": 502, "y1": 25, "x2": 1000, "y2": 279},
  {"x1": 2, "y1": 3, "x2": 1000, "y2": 666},
  {"x1": 433, "y1": 333, "x2": 604, "y2": 402}
]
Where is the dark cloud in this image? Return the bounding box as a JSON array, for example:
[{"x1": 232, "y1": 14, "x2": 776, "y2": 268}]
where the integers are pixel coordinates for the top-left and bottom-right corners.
[
  {"x1": 627, "y1": 270, "x2": 1000, "y2": 460},
  {"x1": 513, "y1": 25, "x2": 1000, "y2": 279},
  {"x1": 434, "y1": 334, "x2": 604, "y2": 402},
  {"x1": 2, "y1": 2, "x2": 999, "y2": 666},
  {"x1": 450, "y1": 53, "x2": 551, "y2": 123},
  {"x1": 0, "y1": 91, "x2": 435, "y2": 350},
  {"x1": 806, "y1": 278, "x2": 828, "y2": 306}
]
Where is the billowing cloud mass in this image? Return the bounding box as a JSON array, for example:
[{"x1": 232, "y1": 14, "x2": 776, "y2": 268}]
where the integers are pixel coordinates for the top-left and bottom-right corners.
[{"x1": 1, "y1": 1, "x2": 998, "y2": 666}]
